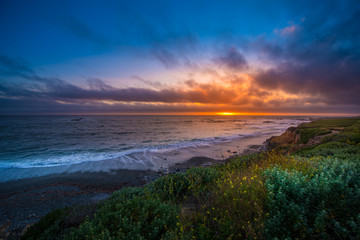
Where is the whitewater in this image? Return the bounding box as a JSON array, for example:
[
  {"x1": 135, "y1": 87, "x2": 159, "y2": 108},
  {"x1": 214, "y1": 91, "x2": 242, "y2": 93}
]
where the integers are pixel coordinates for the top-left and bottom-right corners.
[{"x1": 0, "y1": 115, "x2": 309, "y2": 182}]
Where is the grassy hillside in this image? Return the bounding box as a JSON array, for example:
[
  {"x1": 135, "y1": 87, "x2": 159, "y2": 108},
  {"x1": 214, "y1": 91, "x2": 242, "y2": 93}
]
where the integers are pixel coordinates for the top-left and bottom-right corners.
[{"x1": 22, "y1": 117, "x2": 360, "y2": 240}]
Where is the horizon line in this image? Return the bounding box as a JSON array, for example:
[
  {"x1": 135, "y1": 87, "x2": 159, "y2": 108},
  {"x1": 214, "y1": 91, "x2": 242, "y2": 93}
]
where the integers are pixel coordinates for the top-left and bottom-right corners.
[{"x1": 0, "y1": 112, "x2": 359, "y2": 117}]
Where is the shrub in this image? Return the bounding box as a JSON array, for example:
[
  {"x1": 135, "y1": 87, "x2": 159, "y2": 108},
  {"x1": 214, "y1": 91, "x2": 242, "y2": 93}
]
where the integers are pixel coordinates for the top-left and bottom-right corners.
[
  {"x1": 264, "y1": 158, "x2": 360, "y2": 239},
  {"x1": 66, "y1": 187, "x2": 180, "y2": 240},
  {"x1": 184, "y1": 154, "x2": 268, "y2": 239},
  {"x1": 295, "y1": 141, "x2": 360, "y2": 160},
  {"x1": 147, "y1": 167, "x2": 220, "y2": 203},
  {"x1": 21, "y1": 208, "x2": 68, "y2": 240},
  {"x1": 220, "y1": 153, "x2": 264, "y2": 171},
  {"x1": 21, "y1": 204, "x2": 97, "y2": 240},
  {"x1": 322, "y1": 132, "x2": 360, "y2": 145}
]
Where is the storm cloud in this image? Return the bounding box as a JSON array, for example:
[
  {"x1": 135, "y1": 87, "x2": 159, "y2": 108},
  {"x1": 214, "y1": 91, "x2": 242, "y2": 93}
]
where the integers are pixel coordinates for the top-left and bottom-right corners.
[{"x1": 251, "y1": 7, "x2": 360, "y2": 105}]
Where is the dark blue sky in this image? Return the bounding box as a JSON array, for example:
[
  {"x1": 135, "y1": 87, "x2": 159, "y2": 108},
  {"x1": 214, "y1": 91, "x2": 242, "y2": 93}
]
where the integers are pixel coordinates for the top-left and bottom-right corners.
[{"x1": 0, "y1": 0, "x2": 359, "y2": 114}]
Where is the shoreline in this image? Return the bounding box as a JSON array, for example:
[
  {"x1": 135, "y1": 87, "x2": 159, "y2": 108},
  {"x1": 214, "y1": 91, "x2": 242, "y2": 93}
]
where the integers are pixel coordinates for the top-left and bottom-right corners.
[
  {"x1": 0, "y1": 131, "x2": 281, "y2": 183},
  {"x1": 0, "y1": 129, "x2": 295, "y2": 238}
]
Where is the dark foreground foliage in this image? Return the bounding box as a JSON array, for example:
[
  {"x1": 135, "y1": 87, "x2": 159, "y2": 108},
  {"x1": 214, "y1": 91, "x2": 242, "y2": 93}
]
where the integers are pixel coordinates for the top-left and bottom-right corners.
[{"x1": 22, "y1": 117, "x2": 360, "y2": 240}]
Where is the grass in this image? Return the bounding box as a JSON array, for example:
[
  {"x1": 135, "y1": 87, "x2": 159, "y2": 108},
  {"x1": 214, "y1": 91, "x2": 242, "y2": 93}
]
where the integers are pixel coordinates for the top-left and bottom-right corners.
[
  {"x1": 22, "y1": 117, "x2": 360, "y2": 240},
  {"x1": 295, "y1": 117, "x2": 360, "y2": 144}
]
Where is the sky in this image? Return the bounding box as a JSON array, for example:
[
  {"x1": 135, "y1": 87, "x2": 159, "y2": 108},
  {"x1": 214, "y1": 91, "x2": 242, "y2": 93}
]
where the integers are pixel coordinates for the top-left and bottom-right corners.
[{"x1": 0, "y1": 0, "x2": 359, "y2": 115}]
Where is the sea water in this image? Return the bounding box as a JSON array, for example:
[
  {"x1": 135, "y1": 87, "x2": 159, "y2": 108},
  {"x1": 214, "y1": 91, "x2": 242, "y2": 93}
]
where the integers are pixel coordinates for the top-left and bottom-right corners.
[{"x1": 0, "y1": 115, "x2": 309, "y2": 182}]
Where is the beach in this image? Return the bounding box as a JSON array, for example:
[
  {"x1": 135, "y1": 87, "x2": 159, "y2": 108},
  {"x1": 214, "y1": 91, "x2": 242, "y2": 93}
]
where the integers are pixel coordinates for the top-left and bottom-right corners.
[
  {"x1": 0, "y1": 139, "x2": 268, "y2": 236},
  {"x1": 0, "y1": 136, "x2": 270, "y2": 238},
  {"x1": 0, "y1": 115, "x2": 308, "y2": 237}
]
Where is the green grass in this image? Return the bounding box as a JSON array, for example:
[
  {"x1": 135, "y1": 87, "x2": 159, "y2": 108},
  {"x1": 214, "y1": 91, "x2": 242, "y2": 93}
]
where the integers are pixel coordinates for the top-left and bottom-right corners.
[
  {"x1": 295, "y1": 117, "x2": 360, "y2": 144},
  {"x1": 295, "y1": 141, "x2": 360, "y2": 159},
  {"x1": 22, "y1": 117, "x2": 360, "y2": 240},
  {"x1": 299, "y1": 117, "x2": 360, "y2": 129},
  {"x1": 296, "y1": 127, "x2": 331, "y2": 144}
]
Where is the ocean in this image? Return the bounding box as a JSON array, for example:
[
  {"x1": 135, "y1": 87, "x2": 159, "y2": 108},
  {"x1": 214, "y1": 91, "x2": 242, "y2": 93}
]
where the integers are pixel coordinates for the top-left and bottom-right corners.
[{"x1": 0, "y1": 115, "x2": 309, "y2": 182}]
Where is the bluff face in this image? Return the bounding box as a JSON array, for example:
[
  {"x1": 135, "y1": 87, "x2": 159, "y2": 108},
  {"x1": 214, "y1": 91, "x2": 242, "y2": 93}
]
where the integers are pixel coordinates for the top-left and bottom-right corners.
[{"x1": 267, "y1": 127, "x2": 300, "y2": 148}]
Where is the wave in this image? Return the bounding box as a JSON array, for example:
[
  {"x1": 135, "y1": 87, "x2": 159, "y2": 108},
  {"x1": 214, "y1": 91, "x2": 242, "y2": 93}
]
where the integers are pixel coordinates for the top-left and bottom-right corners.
[
  {"x1": 0, "y1": 116, "x2": 308, "y2": 182},
  {"x1": 0, "y1": 130, "x2": 278, "y2": 170}
]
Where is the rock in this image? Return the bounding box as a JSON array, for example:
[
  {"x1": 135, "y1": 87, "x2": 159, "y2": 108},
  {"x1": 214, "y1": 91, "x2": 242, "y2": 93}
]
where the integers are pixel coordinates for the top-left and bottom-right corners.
[
  {"x1": 0, "y1": 221, "x2": 11, "y2": 238},
  {"x1": 267, "y1": 127, "x2": 299, "y2": 148},
  {"x1": 202, "y1": 163, "x2": 212, "y2": 167},
  {"x1": 21, "y1": 223, "x2": 33, "y2": 237},
  {"x1": 71, "y1": 118, "x2": 83, "y2": 122},
  {"x1": 91, "y1": 193, "x2": 110, "y2": 202}
]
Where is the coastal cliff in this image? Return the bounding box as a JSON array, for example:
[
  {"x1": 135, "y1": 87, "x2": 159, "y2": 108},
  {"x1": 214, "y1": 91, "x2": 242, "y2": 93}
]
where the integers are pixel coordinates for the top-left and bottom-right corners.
[
  {"x1": 267, "y1": 119, "x2": 347, "y2": 154},
  {"x1": 267, "y1": 126, "x2": 300, "y2": 148}
]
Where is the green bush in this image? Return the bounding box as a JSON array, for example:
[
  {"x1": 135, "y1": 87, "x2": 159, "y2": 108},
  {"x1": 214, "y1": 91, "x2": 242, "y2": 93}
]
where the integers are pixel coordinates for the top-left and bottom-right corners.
[
  {"x1": 147, "y1": 167, "x2": 220, "y2": 203},
  {"x1": 220, "y1": 153, "x2": 264, "y2": 171},
  {"x1": 295, "y1": 142, "x2": 360, "y2": 160},
  {"x1": 21, "y1": 208, "x2": 68, "y2": 240},
  {"x1": 190, "y1": 175, "x2": 266, "y2": 240},
  {"x1": 264, "y1": 158, "x2": 360, "y2": 239},
  {"x1": 182, "y1": 154, "x2": 267, "y2": 240},
  {"x1": 322, "y1": 132, "x2": 360, "y2": 144},
  {"x1": 22, "y1": 204, "x2": 97, "y2": 240},
  {"x1": 66, "y1": 187, "x2": 180, "y2": 240}
]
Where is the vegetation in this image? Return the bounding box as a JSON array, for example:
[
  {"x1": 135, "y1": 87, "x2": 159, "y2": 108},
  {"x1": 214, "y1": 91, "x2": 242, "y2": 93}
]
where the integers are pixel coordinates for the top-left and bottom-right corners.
[
  {"x1": 295, "y1": 116, "x2": 360, "y2": 144},
  {"x1": 22, "y1": 117, "x2": 360, "y2": 239}
]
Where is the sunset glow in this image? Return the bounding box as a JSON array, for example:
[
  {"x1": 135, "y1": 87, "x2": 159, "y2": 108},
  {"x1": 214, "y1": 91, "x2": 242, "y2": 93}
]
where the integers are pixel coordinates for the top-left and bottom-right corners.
[
  {"x1": 0, "y1": 1, "x2": 359, "y2": 115},
  {"x1": 218, "y1": 112, "x2": 237, "y2": 116}
]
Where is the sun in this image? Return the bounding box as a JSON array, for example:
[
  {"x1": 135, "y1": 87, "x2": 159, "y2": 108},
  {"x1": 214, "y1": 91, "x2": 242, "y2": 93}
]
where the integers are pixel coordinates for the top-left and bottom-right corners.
[{"x1": 218, "y1": 112, "x2": 236, "y2": 116}]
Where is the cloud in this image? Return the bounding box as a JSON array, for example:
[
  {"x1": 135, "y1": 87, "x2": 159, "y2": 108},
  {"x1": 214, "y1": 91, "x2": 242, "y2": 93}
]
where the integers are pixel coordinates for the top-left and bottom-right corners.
[
  {"x1": 0, "y1": 78, "x2": 237, "y2": 105},
  {"x1": 251, "y1": 7, "x2": 360, "y2": 106},
  {"x1": 0, "y1": 55, "x2": 35, "y2": 76},
  {"x1": 150, "y1": 33, "x2": 200, "y2": 69},
  {"x1": 0, "y1": 56, "x2": 267, "y2": 112},
  {"x1": 131, "y1": 75, "x2": 165, "y2": 89},
  {"x1": 2, "y1": 0, "x2": 360, "y2": 116},
  {"x1": 59, "y1": 15, "x2": 110, "y2": 46},
  {"x1": 153, "y1": 49, "x2": 180, "y2": 68},
  {"x1": 274, "y1": 25, "x2": 298, "y2": 36},
  {"x1": 214, "y1": 47, "x2": 248, "y2": 71},
  {"x1": 1, "y1": 93, "x2": 359, "y2": 115},
  {"x1": 87, "y1": 78, "x2": 115, "y2": 91},
  {"x1": 1, "y1": 52, "x2": 360, "y2": 115}
]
